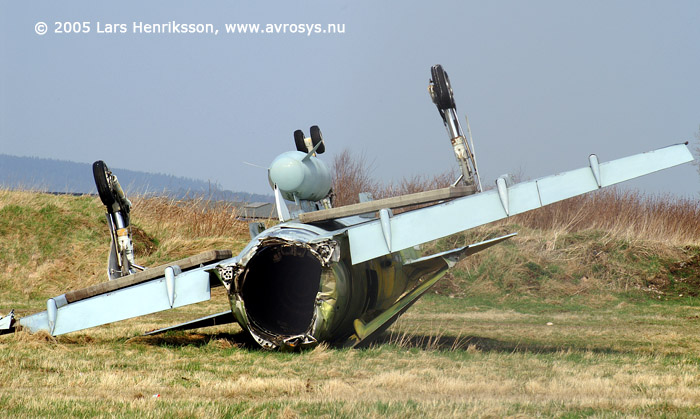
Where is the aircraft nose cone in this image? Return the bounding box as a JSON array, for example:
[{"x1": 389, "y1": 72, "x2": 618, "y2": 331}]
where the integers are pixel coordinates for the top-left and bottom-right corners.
[{"x1": 269, "y1": 155, "x2": 304, "y2": 192}]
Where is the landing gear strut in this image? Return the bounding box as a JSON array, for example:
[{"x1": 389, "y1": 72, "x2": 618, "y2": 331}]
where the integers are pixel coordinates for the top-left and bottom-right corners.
[
  {"x1": 429, "y1": 64, "x2": 482, "y2": 192},
  {"x1": 93, "y1": 160, "x2": 144, "y2": 279}
]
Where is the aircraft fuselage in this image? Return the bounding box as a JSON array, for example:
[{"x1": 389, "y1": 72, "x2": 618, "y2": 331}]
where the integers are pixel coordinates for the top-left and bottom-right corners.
[{"x1": 216, "y1": 222, "x2": 438, "y2": 349}]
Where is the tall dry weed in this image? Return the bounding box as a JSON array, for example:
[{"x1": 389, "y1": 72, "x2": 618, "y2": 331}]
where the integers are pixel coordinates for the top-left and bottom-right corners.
[
  {"x1": 509, "y1": 188, "x2": 700, "y2": 246},
  {"x1": 331, "y1": 149, "x2": 454, "y2": 206},
  {"x1": 331, "y1": 151, "x2": 700, "y2": 298},
  {"x1": 131, "y1": 196, "x2": 249, "y2": 240},
  {"x1": 127, "y1": 196, "x2": 251, "y2": 261},
  {"x1": 333, "y1": 150, "x2": 700, "y2": 245}
]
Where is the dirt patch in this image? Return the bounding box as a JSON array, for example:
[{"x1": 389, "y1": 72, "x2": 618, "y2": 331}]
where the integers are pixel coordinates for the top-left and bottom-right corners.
[
  {"x1": 648, "y1": 252, "x2": 700, "y2": 297},
  {"x1": 131, "y1": 225, "x2": 158, "y2": 257},
  {"x1": 666, "y1": 253, "x2": 700, "y2": 297}
]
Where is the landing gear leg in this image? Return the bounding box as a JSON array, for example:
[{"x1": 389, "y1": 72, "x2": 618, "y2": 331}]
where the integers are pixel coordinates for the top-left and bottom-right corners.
[
  {"x1": 93, "y1": 160, "x2": 145, "y2": 280},
  {"x1": 429, "y1": 64, "x2": 482, "y2": 192}
]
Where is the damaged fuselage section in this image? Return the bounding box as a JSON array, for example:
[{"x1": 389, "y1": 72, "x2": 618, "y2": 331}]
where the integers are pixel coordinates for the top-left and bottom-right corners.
[
  {"x1": 210, "y1": 223, "x2": 452, "y2": 350},
  {"x1": 214, "y1": 228, "x2": 338, "y2": 349}
]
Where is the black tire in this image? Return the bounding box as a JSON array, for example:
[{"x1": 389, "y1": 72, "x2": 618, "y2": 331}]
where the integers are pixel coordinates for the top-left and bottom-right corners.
[
  {"x1": 310, "y1": 125, "x2": 325, "y2": 154},
  {"x1": 431, "y1": 64, "x2": 456, "y2": 110},
  {"x1": 294, "y1": 129, "x2": 307, "y2": 152},
  {"x1": 93, "y1": 160, "x2": 116, "y2": 209}
]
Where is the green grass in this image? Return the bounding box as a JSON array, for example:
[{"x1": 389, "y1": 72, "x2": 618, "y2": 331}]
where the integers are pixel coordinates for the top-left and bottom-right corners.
[
  {"x1": 3, "y1": 294, "x2": 700, "y2": 417},
  {"x1": 3, "y1": 189, "x2": 700, "y2": 417}
]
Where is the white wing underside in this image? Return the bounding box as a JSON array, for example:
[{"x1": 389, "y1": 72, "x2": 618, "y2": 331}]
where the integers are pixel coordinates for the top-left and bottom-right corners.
[{"x1": 348, "y1": 143, "x2": 694, "y2": 264}]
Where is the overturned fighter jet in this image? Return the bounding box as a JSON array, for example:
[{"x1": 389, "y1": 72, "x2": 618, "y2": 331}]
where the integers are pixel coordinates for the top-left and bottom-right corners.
[{"x1": 0, "y1": 65, "x2": 694, "y2": 349}]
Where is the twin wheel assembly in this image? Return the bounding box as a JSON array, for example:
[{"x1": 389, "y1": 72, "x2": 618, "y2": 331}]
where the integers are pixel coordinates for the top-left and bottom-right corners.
[{"x1": 294, "y1": 125, "x2": 326, "y2": 155}]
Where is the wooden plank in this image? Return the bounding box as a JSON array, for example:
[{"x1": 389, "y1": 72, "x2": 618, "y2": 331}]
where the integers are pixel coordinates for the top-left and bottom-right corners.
[
  {"x1": 298, "y1": 185, "x2": 477, "y2": 224},
  {"x1": 64, "y1": 249, "x2": 232, "y2": 303}
]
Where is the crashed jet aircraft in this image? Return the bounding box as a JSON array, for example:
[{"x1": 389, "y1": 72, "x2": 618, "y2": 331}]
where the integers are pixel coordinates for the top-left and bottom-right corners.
[{"x1": 0, "y1": 65, "x2": 694, "y2": 349}]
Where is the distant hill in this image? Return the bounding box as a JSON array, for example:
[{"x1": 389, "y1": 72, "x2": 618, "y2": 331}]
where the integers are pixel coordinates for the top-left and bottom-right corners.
[{"x1": 0, "y1": 154, "x2": 272, "y2": 202}]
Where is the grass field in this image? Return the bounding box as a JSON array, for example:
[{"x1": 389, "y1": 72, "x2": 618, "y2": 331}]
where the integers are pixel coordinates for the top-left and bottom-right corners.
[
  {"x1": 3, "y1": 294, "x2": 700, "y2": 417},
  {"x1": 1, "y1": 189, "x2": 700, "y2": 417}
]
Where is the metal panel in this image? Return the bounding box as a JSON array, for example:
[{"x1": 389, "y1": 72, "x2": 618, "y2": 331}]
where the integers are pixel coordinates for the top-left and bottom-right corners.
[
  {"x1": 507, "y1": 181, "x2": 543, "y2": 215},
  {"x1": 298, "y1": 185, "x2": 476, "y2": 223},
  {"x1": 599, "y1": 144, "x2": 694, "y2": 187},
  {"x1": 348, "y1": 143, "x2": 693, "y2": 264},
  {"x1": 19, "y1": 269, "x2": 212, "y2": 335},
  {"x1": 536, "y1": 167, "x2": 598, "y2": 205},
  {"x1": 65, "y1": 249, "x2": 230, "y2": 303},
  {"x1": 18, "y1": 311, "x2": 48, "y2": 333},
  {"x1": 392, "y1": 190, "x2": 505, "y2": 249},
  {"x1": 405, "y1": 233, "x2": 517, "y2": 266},
  {"x1": 349, "y1": 191, "x2": 505, "y2": 264}
]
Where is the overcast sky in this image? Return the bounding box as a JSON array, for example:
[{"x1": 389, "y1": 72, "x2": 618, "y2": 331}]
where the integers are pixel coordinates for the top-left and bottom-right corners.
[{"x1": 1, "y1": 1, "x2": 698, "y2": 198}]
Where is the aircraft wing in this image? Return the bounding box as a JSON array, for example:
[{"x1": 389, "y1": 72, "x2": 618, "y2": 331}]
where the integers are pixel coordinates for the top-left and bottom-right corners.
[
  {"x1": 348, "y1": 143, "x2": 694, "y2": 264},
  {"x1": 17, "y1": 250, "x2": 234, "y2": 336},
  {"x1": 403, "y1": 233, "x2": 518, "y2": 267}
]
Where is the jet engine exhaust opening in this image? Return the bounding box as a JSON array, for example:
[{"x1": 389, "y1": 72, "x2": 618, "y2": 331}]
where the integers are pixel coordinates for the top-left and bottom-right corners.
[{"x1": 240, "y1": 244, "x2": 322, "y2": 337}]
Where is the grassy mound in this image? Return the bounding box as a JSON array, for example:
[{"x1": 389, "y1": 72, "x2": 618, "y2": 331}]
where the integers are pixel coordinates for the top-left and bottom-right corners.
[
  {"x1": 2, "y1": 188, "x2": 700, "y2": 417},
  {"x1": 426, "y1": 189, "x2": 700, "y2": 306},
  {"x1": 0, "y1": 190, "x2": 250, "y2": 309},
  {"x1": 1, "y1": 188, "x2": 699, "y2": 311}
]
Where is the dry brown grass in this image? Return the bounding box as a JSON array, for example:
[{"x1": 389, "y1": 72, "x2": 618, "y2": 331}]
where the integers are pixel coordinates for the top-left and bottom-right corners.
[
  {"x1": 3, "y1": 182, "x2": 700, "y2": 416},
  {"x1": 510, "y1": 188, "x2": 700, "y2": 247},
  {"x1": 332, "y1": 149, "x2": 700, "y2": 247},
  {"x1": 132, "y1": 196, "x2": 249, "y2": 240},
  {"x1": 330, "y1": 151, "x2": 700, "y2": 301},
  {"x1": 129, "y1": 196, "x2": 252, "y2": 263},
  {"x1": 435, "y1": 222, "x2": 698, "y2": 302},
  {"x1": 3, "y1": 298, "x2": 700, "y2": 417},
  {"x1": 0, "y1": 191, "x2": 253, "y2": 306},
  {"x1": 3, "y1": 161, "x2": 699, "y2": 311},
  {"x1": 331, "y1": 149, "x2": 455, "y2": 206}
]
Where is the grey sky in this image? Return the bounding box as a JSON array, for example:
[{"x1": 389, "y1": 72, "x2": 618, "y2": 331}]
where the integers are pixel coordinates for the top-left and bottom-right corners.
[{"x1": 1, "y1": 1, "x2": 698, "y2": 198}]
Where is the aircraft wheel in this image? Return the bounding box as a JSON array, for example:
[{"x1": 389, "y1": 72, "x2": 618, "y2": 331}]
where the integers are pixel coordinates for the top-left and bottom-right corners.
[
  {"x1": 294, "y1": 130, "x2": 307, "y2": 152},
  {"x1": 310, "y1": 125, "x2": 325, "y2": 154},
  {"x1": 93, "y1": 160, "x2": 117, "y2": 209},
  {"x1": 431, "y1": 64, "x2": 456, "y2": 110}
]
